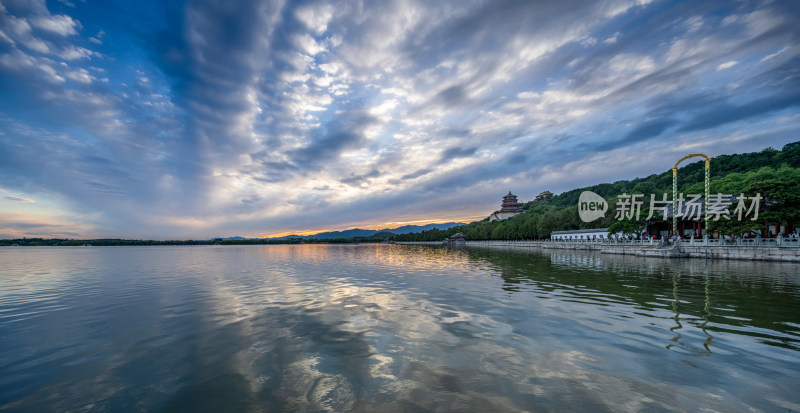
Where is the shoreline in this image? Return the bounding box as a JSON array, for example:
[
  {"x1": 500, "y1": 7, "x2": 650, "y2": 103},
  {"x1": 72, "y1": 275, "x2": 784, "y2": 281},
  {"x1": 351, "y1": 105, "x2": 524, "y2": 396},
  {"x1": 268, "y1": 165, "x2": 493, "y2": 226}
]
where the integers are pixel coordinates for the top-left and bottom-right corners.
[{"x1": 395, "y1": 240, "x2": 800, "y2": 263}]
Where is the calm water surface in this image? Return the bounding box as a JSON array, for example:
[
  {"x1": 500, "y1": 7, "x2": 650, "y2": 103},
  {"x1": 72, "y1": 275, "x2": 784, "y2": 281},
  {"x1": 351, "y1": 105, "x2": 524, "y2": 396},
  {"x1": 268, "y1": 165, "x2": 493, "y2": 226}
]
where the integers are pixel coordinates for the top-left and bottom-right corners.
[{"x1": 0, "y1": 244, "x2": 798, "y2": 412}]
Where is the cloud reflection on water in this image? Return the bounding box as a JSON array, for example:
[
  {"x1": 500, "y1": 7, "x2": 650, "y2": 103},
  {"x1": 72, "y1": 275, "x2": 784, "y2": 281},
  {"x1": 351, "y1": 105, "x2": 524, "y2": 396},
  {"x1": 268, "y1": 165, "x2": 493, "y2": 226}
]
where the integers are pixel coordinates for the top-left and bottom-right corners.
[{"x1": 1, "y1": 245, "x2": 798, "y2": 411}]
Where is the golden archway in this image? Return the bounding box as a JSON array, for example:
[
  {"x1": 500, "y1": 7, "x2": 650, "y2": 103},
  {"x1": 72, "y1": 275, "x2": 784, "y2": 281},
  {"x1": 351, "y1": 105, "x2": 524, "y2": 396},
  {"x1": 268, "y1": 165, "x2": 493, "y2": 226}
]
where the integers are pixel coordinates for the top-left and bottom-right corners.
[{"x1": 672, "y1": 154, "x2": 710, "y2": 237}]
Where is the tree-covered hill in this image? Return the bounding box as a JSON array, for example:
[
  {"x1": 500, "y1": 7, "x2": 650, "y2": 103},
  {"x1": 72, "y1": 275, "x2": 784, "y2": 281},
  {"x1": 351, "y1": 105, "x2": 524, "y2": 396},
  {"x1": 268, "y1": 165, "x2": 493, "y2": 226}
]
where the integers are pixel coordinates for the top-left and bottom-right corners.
[
  {"x1": 393, "y1": 141, "x2": 800, "y2": 242},
  {"x1": 524, "y1": 142, "x2": 800, "y2": 209}
]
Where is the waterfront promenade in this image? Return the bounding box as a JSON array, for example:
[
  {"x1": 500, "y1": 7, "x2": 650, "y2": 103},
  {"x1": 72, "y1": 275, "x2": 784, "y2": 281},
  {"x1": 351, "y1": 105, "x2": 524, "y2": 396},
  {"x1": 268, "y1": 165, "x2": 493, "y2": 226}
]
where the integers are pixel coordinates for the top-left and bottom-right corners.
[{"x1": 396, "y1": 237, "x2": 800, "y2": 262}]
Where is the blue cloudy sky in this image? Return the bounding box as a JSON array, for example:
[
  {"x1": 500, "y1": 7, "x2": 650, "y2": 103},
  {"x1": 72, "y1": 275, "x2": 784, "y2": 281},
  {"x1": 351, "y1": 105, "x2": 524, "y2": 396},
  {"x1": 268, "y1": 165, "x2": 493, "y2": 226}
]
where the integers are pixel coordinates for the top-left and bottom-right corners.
[{"x1": 0, "y1": 0, "x2": 798, "y2": 239}]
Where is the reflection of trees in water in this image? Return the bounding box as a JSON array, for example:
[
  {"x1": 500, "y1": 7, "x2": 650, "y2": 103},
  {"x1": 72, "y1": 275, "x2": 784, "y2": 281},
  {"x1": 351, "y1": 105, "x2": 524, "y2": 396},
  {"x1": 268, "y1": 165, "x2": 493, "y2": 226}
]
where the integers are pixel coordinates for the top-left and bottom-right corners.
[{"x1": 462, "y1": 246, "x2": 800, "y2": 352}]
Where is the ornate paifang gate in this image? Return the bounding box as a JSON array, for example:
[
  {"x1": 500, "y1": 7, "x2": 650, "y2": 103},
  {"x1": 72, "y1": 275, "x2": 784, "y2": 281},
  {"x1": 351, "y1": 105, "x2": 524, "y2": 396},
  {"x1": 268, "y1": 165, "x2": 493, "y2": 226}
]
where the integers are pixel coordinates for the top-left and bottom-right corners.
[{"x1": 672, "y1": 154, "x2": 710, "y2": 237}]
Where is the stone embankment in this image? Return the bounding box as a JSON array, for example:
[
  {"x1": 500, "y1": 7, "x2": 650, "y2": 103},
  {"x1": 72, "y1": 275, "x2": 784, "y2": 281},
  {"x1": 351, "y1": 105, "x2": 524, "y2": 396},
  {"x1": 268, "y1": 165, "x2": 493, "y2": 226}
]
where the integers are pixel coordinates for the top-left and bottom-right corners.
[{"x1": 394, "y1": 239, "x2": 800, "y2": 262}]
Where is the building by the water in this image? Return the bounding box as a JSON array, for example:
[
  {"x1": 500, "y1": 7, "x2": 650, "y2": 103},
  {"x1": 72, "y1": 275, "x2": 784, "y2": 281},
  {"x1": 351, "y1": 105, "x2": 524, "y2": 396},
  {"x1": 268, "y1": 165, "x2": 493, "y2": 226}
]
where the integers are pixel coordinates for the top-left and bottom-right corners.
[
  {"x1": 489, "y1": 192, "x2": 524, "y2": 221},
  {"x1": 648, "y1": 197, "x2": 723, "y2": 238},
  {"x1": 551, "y1": 228, "x2": 611, "y2": 241},
  {"x1": 443, "y1": 232, "x2": 466, "y2": 246}
]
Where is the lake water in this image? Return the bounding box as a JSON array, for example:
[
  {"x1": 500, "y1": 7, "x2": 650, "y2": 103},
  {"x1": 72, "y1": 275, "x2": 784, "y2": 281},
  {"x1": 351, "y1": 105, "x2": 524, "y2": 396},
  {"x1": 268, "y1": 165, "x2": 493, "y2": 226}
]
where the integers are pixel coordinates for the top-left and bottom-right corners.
[{"x1": 1, "y1": 244, "x2": 798, "y2": 412}]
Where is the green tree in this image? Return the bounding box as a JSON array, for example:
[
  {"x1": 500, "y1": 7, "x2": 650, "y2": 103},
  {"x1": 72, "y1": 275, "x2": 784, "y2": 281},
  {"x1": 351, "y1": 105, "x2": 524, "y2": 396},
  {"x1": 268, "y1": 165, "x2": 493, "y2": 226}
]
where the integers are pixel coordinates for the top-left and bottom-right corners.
[
  {"x1": 607, "y1": 218, "x2": 645, "y2": 236},
  {"x1": 711, "y1": 216, "x2": 763, "y2": 236},
  {"x1": 537, "y1": 210, "x2": 559, "y2": 238},
  {"x1": 748, "y1": 178, "x2": 800, "y2": 227}
]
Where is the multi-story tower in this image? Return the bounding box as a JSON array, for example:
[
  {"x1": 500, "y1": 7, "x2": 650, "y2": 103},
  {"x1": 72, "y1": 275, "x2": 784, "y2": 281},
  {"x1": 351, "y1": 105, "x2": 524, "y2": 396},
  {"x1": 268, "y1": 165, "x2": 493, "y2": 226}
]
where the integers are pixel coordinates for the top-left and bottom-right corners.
[{"x1": 490, "y1": 192, "x2": 524, "y2": 221}]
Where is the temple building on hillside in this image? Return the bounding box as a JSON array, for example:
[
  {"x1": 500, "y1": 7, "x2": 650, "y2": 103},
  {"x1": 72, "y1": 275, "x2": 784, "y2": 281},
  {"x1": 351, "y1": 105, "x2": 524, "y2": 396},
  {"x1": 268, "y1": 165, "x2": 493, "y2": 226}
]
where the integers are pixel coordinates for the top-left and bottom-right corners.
[
  {"x1": 535, "y1": 191, "x2": 553, "y2": 201},
  {"x1": 489, "y1": 192, "x2": 524, "y2": 221}
]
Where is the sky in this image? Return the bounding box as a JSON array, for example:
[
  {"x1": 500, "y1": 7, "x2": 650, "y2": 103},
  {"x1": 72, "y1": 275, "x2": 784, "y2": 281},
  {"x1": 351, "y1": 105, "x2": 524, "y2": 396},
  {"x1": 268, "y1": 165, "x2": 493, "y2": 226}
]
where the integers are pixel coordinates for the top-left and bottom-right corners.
[{"x1": 0, "y1": 0, "x2": 798, "y2": 239}]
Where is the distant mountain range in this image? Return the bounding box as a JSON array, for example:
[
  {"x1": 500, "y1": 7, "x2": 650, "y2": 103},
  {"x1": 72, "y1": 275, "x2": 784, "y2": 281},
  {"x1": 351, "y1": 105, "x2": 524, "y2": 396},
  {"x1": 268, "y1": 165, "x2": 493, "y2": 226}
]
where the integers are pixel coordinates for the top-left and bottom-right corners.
[
  {"x1": 213, "y1": 222, "x2": 464, "y2": 241},
  {"x1": 274, "y1": 222, "x2": 465, "y2": 239}
]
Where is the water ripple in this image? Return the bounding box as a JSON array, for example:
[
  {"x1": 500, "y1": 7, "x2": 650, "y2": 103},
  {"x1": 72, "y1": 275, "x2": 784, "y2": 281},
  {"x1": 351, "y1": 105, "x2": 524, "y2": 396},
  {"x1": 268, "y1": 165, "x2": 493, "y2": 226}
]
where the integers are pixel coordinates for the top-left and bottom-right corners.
[{"x1": 0, "y1": 245, "x2": 798, "y2": 412}]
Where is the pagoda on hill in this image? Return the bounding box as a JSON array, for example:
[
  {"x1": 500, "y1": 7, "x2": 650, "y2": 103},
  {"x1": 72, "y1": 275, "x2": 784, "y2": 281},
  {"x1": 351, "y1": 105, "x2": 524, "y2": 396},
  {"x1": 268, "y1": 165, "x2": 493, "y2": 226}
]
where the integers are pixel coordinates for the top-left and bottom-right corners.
[{"x1": 489, "y1": 191, "x2": 524, "y2": 221}]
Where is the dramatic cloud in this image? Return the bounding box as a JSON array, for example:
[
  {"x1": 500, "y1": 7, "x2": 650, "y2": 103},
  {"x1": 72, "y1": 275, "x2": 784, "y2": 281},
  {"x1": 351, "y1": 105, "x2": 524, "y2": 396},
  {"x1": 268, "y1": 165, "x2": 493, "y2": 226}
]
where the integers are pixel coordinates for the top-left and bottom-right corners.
[{"x1": 0, "y1": 0, "x2": 798, "y2": 239}]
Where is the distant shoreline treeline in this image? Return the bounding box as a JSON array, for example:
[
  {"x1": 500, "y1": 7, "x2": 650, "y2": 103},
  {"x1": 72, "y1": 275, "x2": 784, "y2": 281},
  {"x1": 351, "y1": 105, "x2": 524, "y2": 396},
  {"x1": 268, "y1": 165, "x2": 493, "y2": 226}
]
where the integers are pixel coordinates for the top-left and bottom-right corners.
[
  {"x1": 392, "y1": 141, "x2": 800, "y2": 242},
  {"x1": 1, "y1": 224, "x2": 462, "y2": 247},
  {"x1": 0, "y1": 236, "x2": 394, "y2": 247}
]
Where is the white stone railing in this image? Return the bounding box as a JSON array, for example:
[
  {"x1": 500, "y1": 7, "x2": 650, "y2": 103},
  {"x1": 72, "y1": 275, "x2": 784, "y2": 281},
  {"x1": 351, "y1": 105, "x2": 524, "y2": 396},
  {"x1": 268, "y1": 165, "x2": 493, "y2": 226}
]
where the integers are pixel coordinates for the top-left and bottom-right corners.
[
  {"x1": 399, "y1": 236, "x2": 800, "y2": 248},
  {"x1": 462, "y1": 237, "x2": 800, "y2": 248}
]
